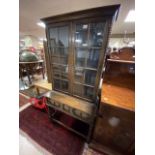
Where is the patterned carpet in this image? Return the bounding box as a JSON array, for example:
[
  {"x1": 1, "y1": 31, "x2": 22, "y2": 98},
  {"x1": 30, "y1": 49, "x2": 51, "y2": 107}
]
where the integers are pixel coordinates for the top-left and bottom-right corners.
[
  {"x1": 19, "y1": 93, "x2": 30, "y2": 107},
  {"x1": 20, "y1": 106, "x2": 85, "y2": 155},
  {"x1": 19, "y1": 94, "x2": 106, "y2": 155}
]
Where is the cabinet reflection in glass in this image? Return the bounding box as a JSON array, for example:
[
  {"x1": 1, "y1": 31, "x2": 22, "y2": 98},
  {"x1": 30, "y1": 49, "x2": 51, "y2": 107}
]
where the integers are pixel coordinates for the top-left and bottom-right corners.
[
  {"x1": 73, "y1": 83, "x2": 94, "y2": 100},
  {"x1": 85, "y1": 70, "x2": 97, "y2": 86},
  {"x1": 54, "y1": 78, "x2": 68, "y2": 92},
  {"x1": 90, "y1": 22, "x2": 105, "y2": 47},
  {"x1": 75, "y1": 48, "x2": 88, "y2": 67},
  {"x1": 52, "y1": 65, "x2": 68, "y2": 80},
  {"x1": 50, "y1": 26, "x2": 69, "y2": 47},
  {"x1": 75, "y1": 24, "x2": 88, "y2": 47},
  {"x1": 74, "y1": 67, "x2": 84, "y2": 83},
  {"x1": 50, "y1": 26, "x2": 69, "y2": 56},
  {"x1": 87, "y1": 49, "x2": 99, "y2": 68}
]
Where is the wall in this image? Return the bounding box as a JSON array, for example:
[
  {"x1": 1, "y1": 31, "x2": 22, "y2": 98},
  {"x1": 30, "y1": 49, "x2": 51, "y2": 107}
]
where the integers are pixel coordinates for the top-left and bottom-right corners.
[
  {"x1": 109, "y1": 37, "x2": 135, "y2": 48},
  {"x1": 19, "y1": 35, "x2": 43, "y2": 50}
]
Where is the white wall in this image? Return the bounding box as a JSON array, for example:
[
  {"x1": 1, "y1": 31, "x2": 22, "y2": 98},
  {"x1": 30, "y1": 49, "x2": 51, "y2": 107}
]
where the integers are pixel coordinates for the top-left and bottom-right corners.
[
  {"x1": 19, "y1": 35, "x2": 43, "y2": 50},
  {"x1": 109, "y1": 37, "x2": 135, "y2": 49}
]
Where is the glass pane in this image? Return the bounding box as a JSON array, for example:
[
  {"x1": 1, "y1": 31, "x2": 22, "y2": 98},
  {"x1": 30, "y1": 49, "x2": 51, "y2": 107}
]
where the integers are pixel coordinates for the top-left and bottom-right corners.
[
  {"x1": 50, "y1": 25, "x2": 69, "y2": 93},
  {"x1": 54, "y1": 79, "x2": 61, "y2": 90},
  {"x1": 53, "y1": 71, "x2": 61, "y2": 79},
  {"x1": 50, "y1": 26, "x2": 69, "y2": 47},
  {"x1": 52, "y1": 56, "x2": 68, "y2": 65},
  {"x1": 74, "y1": 67, "x2": 84, "y2": 83},
  {"x1": 85, "y1": 70, "x2": 97, "y2": 86},
  {"x1": 54, "y1": 78, "x2": 69, "y2": 92},
  {"x1": 57, "y1": 47, "x2": 68, "y2": 56},
  {"x1": 52, "y1": 65, "x2": 68, "y2": 80},
  {"x1": 50, "y1": 46, "x2": 68, "y2": 56},
  {"x1": 73, "y1": 83, "x2": 94, "y2": 100},
  {"x1": 89, "y1": 22, "x2": 105, "y2": 47},
  {"x1": 50, "y1": 39, "x2": 57, "y2": 47},
  {"x1": 87, "y1": 48, "x2": 99, "y2": 68},
  {"x1": 50, "y1": 26, "x2": 69, "y2": 63},
  {"x1": 53, "y1": 65, "x2": 60, "y2": 79},
  {"x1": 58, "y1": 26, "x2": 69, "y2": 47},
  {"x1": 51, "y1": 56, "x2": 59, "y2": 64},
  {"x1": 73, "y1": 83, "x2": 83, "y2": 97},
  {"x1": 75, "y1": 48, "x2": 88, "y2": 67},
  {"x1": 61, "y1": 81, "x2": 69, "y2": 91},
  {"x1": 75, "y1": 24, "x2": 88, "y2": 47},
  {"x1": 84, "y1": 86, "x2": 94, "y2": 99},
  {"x1": 49, "y1": 27, "x2": 58, "y2": 43}
]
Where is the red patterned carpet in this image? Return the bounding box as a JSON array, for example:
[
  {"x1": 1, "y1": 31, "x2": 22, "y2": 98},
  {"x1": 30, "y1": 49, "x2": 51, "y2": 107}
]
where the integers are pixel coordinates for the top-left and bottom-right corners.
[
  {"x1": 19, "y1": 94, "x2": 29, "y2": 107},
  {"x1": 19, "y1": 106, "x2": 84, "y2": 155}
]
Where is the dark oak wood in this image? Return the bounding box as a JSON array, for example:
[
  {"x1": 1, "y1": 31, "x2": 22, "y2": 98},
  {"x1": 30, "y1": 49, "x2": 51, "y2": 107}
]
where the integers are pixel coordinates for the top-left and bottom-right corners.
[
  {"x1": 110, "y1": 47, "x2": 135, "y2": 61},
  {"x1": 44, "y1": 90, "x2": 96, "y2": 115},
  {"x1": 42, "y1": 5, "x2": 120, "y2": 142},
  {"x1": 43, "y1": 41, "x2": 52, "y2": 83},
  {"x1": 41, "y1": 5, "x2": 120, "y2": 24},
  {"x1": 90, "y1": 53, "x2": 135, "y2": 155}
]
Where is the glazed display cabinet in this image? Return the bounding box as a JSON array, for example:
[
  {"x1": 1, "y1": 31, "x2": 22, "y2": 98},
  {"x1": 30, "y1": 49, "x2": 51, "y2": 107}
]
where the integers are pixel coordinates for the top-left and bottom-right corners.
[{"x1": 42, "y1": 5, "x2": 120, "y2": 141}]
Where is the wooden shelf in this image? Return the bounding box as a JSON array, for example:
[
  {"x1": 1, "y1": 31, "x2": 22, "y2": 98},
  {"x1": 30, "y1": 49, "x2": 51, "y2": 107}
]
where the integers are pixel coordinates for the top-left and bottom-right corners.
[
  {"x1": 74, "y1": 81, "x2": 95, "y2": 88},
  {"x1": 75, "y1": 66, "x2": 97, "y2": 71},
  {"x1": 52, "y1": 118, "x2": 87, "y2": 139},
  {"x1": 52, "y1": 63, "x2": 67, "y2": 66},
  {"x1": 101, "y1": 82, "x2": 135, "y2": 111},
  {"x1": 48, "y1": 107, "x2": 89, "y2": 139},
  {"x1": 107, "y1": 59, "x2": 135, "y2": 64}
]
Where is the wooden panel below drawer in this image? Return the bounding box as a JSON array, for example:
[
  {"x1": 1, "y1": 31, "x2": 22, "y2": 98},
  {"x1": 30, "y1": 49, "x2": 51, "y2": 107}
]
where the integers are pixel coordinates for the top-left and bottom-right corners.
[{"x1": 93, "y1": 104, "x2": 135, "y2": 154}]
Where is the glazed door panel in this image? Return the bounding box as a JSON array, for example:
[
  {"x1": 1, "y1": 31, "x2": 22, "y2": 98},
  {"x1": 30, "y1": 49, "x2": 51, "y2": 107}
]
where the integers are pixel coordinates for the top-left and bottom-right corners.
[
  {"x1": 72, "y1": 21, "x2": 107, "y2": 101},
  {"x1": 47, "y1": 19, "x2": 110, "y2": 101},
  {"x1": 48, "y1": 24, "x2": 71, "y2": 93}
]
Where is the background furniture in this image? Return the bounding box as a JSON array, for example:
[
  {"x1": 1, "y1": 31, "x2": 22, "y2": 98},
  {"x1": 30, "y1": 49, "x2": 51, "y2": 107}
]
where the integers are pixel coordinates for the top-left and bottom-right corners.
[
  {"x1": 19, "y1": 60, "x2": 45, "y2": 85},
  {"x1": 90, "y1": 48, "x2": 135, "y2": 155},
  {"x1": 42, "y1": 5, "x2": 120, "y2": 141},
  {"x1": 20, "y1": 80, "x2": 51, "y2": 98}
]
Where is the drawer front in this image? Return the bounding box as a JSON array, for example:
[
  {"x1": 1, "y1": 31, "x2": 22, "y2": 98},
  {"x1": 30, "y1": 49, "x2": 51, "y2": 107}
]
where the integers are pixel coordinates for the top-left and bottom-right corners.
[
  {"x1": 46, "y1": 98, "x2": 62, "y2": 111},
  {"x1": 46, "y1": 98, "x2": 93, "y2": 123},
  {"x1": 63, "y1": 104, "x2": 70, "y2": 113}
]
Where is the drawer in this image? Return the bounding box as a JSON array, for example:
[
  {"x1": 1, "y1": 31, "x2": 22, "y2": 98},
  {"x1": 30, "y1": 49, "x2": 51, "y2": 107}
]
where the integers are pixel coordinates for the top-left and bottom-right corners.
[
  {"x1": 63, "y1": 104, "x2": 70, "y2": 113},
  {"x1": 46, "y1": 98, "x2": 62, "y2": 110},
  {"x1": 53, "y1": 101, "x2": 61, "y2": 108},
  {"x1": 46, "y1": 97, "x2": 93, "y2": 123}
]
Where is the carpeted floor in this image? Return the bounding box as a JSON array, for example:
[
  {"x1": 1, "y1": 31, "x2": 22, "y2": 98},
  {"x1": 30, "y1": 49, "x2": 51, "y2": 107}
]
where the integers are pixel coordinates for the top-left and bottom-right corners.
[
  {"x1": 19, "y1": 94, "x2": 30, "y2": 107},
  {"x1": 19, "y1": 106, "x2": 85, "y2": 155}
]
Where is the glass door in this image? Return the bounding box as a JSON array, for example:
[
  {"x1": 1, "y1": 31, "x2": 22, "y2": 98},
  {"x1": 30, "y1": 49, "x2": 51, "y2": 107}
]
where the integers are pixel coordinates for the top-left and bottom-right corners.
[
  {"x1": 49, "y1": 24, "x2": 70, "y2": 93},
  {"x1": 73, "y1": 21, "x2": 106, "y2": 101}
]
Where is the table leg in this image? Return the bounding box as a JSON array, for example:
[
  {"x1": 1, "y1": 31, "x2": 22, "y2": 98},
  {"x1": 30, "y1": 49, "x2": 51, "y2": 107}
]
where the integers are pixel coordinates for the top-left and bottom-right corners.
[
  {"x1": 36, "y1": 87, "x2": 40, "y2": 95},
  {"x1": 26, "y1": 66, "x2": 32, "y2": 85},
  {"x1": 40, "y1": 62, "x2": 45, "y2": 79}
]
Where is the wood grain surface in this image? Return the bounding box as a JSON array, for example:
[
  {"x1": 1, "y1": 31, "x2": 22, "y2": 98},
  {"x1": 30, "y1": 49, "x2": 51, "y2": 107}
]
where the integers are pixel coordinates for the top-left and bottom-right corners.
[{"x1": 44, "y1": 90, "x2": 96, "y2": 115}]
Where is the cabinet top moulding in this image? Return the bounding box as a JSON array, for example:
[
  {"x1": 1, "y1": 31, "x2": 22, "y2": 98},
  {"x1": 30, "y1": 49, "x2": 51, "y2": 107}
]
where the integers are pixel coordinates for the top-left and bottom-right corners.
[{"x1": 41, "y1": 5, "x2": 120, "y2": 24}]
